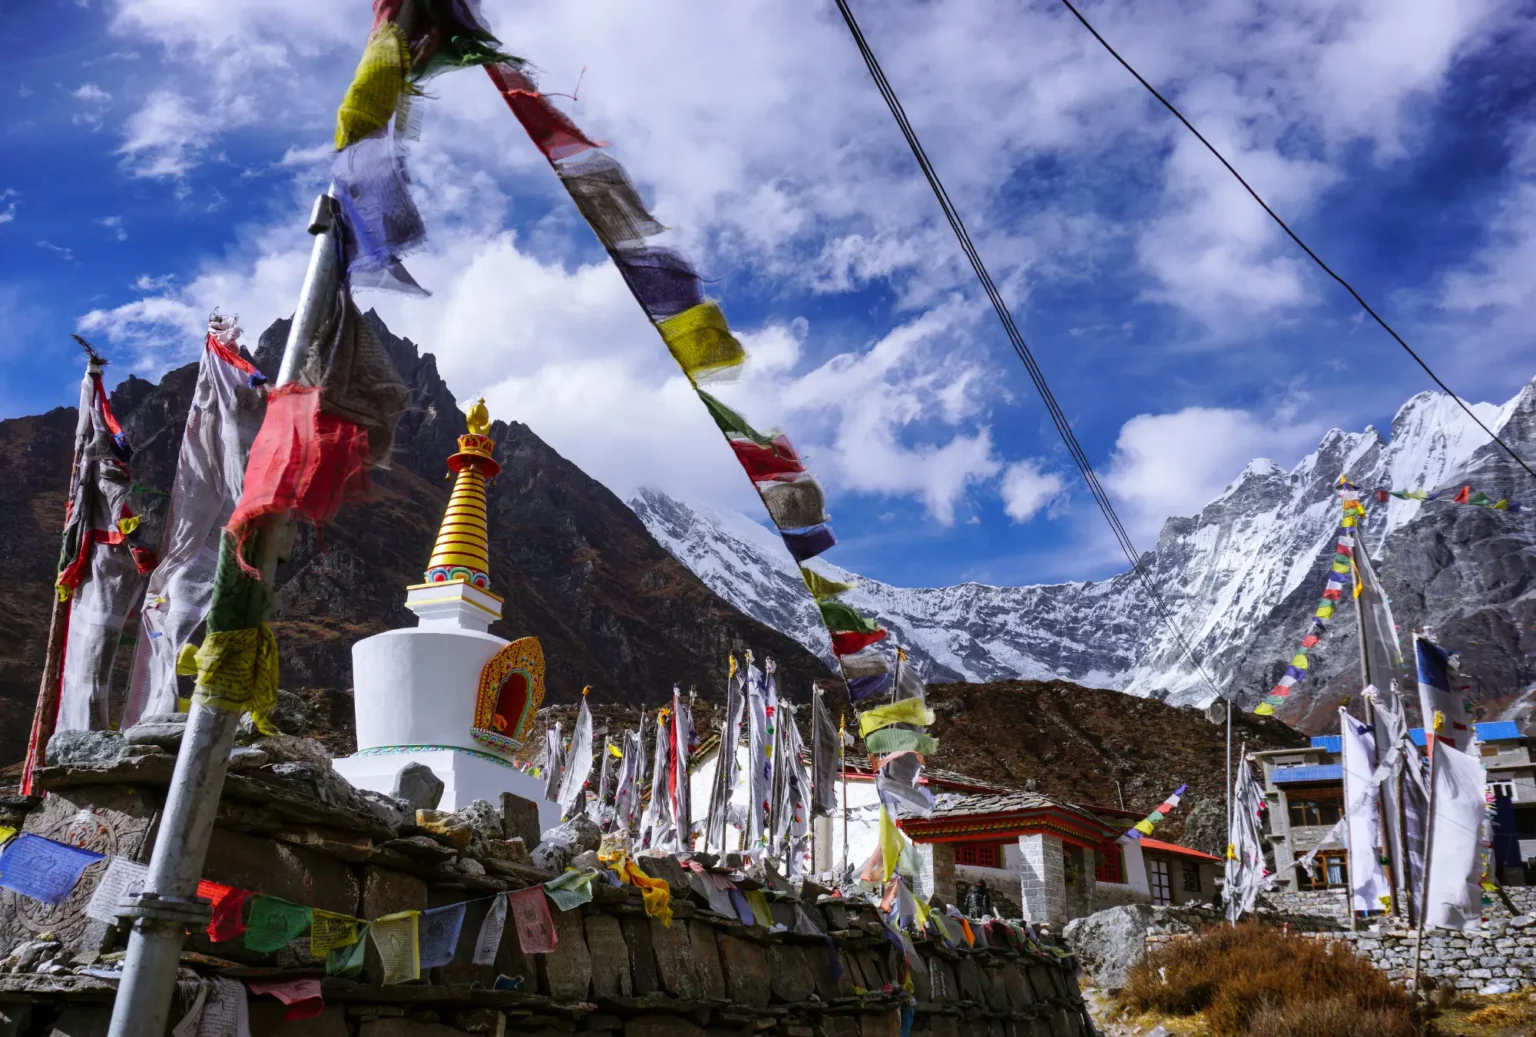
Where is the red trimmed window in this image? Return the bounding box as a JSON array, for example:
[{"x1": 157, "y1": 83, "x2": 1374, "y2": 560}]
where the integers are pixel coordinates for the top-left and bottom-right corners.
[
  {"x1": 954, "y1": 842, "x2": 1004, "y2": 868},
  {"x1": 1094, "y1": 846, "x2": 1124, "y2": 884}
]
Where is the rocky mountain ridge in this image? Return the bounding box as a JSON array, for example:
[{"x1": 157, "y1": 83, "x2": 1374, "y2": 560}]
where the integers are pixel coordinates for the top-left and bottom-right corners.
[{"x1": 633, "y1": 378, "x2": 1536, "y2": 733}]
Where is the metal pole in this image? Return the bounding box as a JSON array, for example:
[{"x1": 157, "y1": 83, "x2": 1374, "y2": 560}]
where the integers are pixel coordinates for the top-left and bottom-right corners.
[
  {"x1": 1225, "y1": 696, "x2": 1232, "y2": 841},
  {"x1": 1411, "y1": 741, "x2": 1439, "y2": 994},
  {"x1": 1339, "y1": 708, "x2": 1358, "y2": 932},
  {"x1": 108, "y1": 193, "x2": 340, "y2": 1037},
  {"x1": 839, "y1": 712, "x2": 848, "y2": 877},
  {"x1": 21, "y1": 356, "x2": 97, "y2": 795}
]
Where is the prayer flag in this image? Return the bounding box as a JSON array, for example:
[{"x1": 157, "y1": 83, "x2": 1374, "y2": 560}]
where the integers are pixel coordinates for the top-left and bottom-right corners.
[
  {"x1": 419, "y1": 902, "x2": 467, "y2": 968},
  {"x1": 1417, "y1": 634, "x2": 1472, "y2": 755},
  {"x1": 542, "y1": 868, "x2": 598, "y2": 911},
  {"x1": 309, "y1": 909, "x2": 360, "y2": 959},
  {"x1": 488, "y1": 64, "x2": 602, "y2": 161},
  {"x1": 846, "y1": 672, "x2": 892, "y2": 702},
  {"x1": 859, "y1": 697, "x2": 935, "y2": 737},
  {"x1": 658, "y1": 303, "x2": 746, "y2": 385},
  {"x1": 759, "y1": 477, "x2": 829, "y2": 530},
  {"x1": 831, "y1": 627, "x2": 886, "y2": 657},
  {"x1": 1453, "y1": 485, "x2": 1471, "y2": 504},
  {"x1": 172, "y1": 976, "x2": 249, "y2": 1037},
  {"x1": 783, "y1": 524, "x2": 837, "y2": 564},
  {"x1": 200, "y1": 881, "x2": 248, "y2": 942},
  {"x1": 810, "y1": 688, "x2": 840, "y2": 818},
  {"x1": 246, "y1": 976, "x2": 323, "y2": 1023},
  {"x1": 730, "y1": 436, "x2": 806, "y2": 482},
  {"x1": 839, "y1": 647, "x2": 890, "y2": 680},
  {"x1": 243, "y1": 896, "x2": 312, "y2": 953},
  {"x1": 1424, "y1": 741, "x2": 1488, "y2": 931},
  {"x1": 744, "y1": 889, "x2": 773, "y2": 928},
  {"x1": 819, "y1": 600, "x2": 881, "y2": 635},
  {"x1": 508, "y1": 886, "x2": 557, "y2": 953},
  {"x1": 1340, "y1": 710, "x2": 1391, "y2": 913},
  {"x1": 371, "y1": 910, "x2": 421, "y2": 984},
  {"x1": 326, "y1": 923, "x2": 369, "y2": 977},
  {"x1": 0, "y1": 833, "x2": 105, "y2": 904},
  {"x1": 614, "y1": 247, "x2": 704, "y2": 321},
  {"x1": 85, "y1": 856, "x2": 148, "y2": 923},
  {"x1": 613, "y1": 857, "x2": 673, "y2": 927},
  {"x1": 864, "y1": 728, "x2": 939, "y2": 756},
  {"x1": 698, "y1": 389, "x2": 774, "y2": 447},
  {"x1": 557, "y1": 694, "x2": 594, "y2": 820},
  {"x1": 802, "y1": 566, "x2": 854, "y2": 601},
  {"x1": 334, "y1": 23, "x2": 410, "y2": 149},
  {"x1": 473, "y1": 893, "x2": 508, "y2": 965},
  {"x1": 879, "y1": 806, "x2": 903, "y2": 882},
  {"x1": 559, "y1": 153, "x2": 666, "y2": 250}
]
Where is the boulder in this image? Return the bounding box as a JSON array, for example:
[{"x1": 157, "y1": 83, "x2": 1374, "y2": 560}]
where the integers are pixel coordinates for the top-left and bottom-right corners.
[
  {"x1": 253, "y1": 735, "x2": 333, "y2": 770},
  {"x1": 450, "y1": 799, "x2": 504, "y2": 854},
  {"x1": 355, "y1": 789, "x2": 411, "y2": 832},
  {"x1": 392, "y1": 763, "x2": 445, "y2": 812},
  {"x1": 45, "y1": 730, "x2": 124, "y2": 768},
  {"x1": 531, "y1": 814, "x2": 600, "y2": 872},
  {"x1": 123, "y1": 712, "x2": 187, "y2": 751},
  {"x1": 227, "y1": 746, "x2": 269, "y2": 772},
  {"x1": 483, "y1": 838, "x2": 531, "y2": 865},
  {"x1": 1061, "y1": 904, "x2": 1158, "y2": 992}
]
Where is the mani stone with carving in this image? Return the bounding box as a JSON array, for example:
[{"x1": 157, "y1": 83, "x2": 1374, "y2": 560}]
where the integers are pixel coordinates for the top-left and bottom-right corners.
[{"x1": 332, "y1": 400, "x2": 560, "y2": 831}]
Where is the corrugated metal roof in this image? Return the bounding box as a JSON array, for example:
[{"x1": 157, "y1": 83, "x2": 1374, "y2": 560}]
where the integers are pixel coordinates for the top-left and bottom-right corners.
[
  {"x1": 1271, "y1": 764, "x2": 1343, "y2": 784},
  {"x1": 1310, "y1": 735, "x2": 1342, "y2": 752},
  {"x1": 1408, "y1": 721, "x2": 1521, "y2": 746},
  {"x1": 1138, "y1": 837, "x2": 1223, "y2": 862}
]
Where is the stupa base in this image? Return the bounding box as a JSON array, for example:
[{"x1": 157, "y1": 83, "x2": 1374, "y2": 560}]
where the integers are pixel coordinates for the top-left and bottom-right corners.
[{"x1": 333, "y1": 745, "x2": 560, "y2": 832}]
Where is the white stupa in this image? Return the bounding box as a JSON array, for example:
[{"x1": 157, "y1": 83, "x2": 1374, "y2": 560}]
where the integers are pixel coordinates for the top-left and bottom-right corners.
[{"x1": 332, "y1": 400, "x2": 560, "y2": 830}]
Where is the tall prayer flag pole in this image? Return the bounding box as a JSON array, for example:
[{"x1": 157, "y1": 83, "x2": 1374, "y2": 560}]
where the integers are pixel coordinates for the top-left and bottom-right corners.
[
  {"x1": 21, "y1": 344, "x2": 101, "y2": 795},
  {"x1": 839, "y1": 712, "x2": 849, "y2": 876},
  {"x1": 106, "y1": 191, "x2": 343, "y2": 1037}
]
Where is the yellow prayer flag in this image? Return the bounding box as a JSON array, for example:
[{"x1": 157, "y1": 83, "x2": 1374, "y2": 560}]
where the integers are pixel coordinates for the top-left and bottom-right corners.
[
  {"x1": 1315, "y1": 605, "x2": 1335, "y2": 619},
  {"x1": 879, "y1": 806, "x2": 902, "y2": 883},
  {"x1": 335, "y1": 23, "x2": 411, "y2": 150},
  {"x1": 613, "y1": 857, "x2": 673, "y2": 927},
  {"x1": 116, "y1": 515, "x2": 140, "y2": 536},
  {"x1": 744, "y1": 889, "x2": 773, "y2": 928},
  {"x1": 370, "y1": 910, "x2": 421, "y2": 985},
  {"x1": 1253, "y1": 703, "x2": 1276, "y2": 716},
  {"x1": 859, "y1": 697, "x2": 935, "y2": 738},
  {"x1": 657, "y1": 303, "x2": 745, "y2": 384},
  {"x1": 309, "y1": 909, "x2": 360, "y2": 959},
  {"x1": 1133, "y1": 819, "x2": 1155, "y2": 835},
  {"x1": 1352, "y1": 559, "x2": 1364, "y2": 599},
  {"x1": 0, "y1": 827, "x2": 15, "y2": 847},
  {"x1": 1290, "y1": 655, "x2": 1309, "y2": 670},
  {"x1": 608, "y1": 743, "x2": 623, "y2": 758},
  {"x1": 801, "y1": 566, "x2": 854, "y2": 602},
  {"x1": 1341, "y1": 515, "x2": 1356, "y2": 528},
  {"x1": 192, "y1": 624, "x2": 279, "y2": 736},
  {"x1": 1331, "y1": 561, "x2": 1350, "y2": 574}
]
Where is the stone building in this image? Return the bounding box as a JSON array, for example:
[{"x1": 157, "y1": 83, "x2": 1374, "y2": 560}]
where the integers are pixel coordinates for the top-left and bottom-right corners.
[{"x1": 1253, "y1": 720, "x2": 1534, "y2": 892}]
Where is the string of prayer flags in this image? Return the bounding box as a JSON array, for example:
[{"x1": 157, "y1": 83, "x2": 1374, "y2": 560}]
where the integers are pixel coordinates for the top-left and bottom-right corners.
[
  {"x1": 243, "y1": 896, "x2": 313, "y2": 953},
  {"x1": 859, "y1": 698, "x2": 936, "y2": 738},
  {"x1": 326, "y1": 923, "x2": 369, "y2": 978},
  {"x1": 309, "y1": 908, "x2": 360, "y2": 959},
  {"x1": 1125, "y1": 784, "x2": 1188, "y2": 840},
  {"x1": 85, "y1": 856, "x2": 148, "y2": 923},
  {"x1": 419, "y1": 902, "x2": 467, "y2": 968},
  {"x1": 508, "y1": 886, "x2": 557, "y2": 954},
  {"x1": 371, "y1": 910, "x2": 421, "y2": 985},
  {"x1": 199, "y1": 881, "x2": 248, "y2": 942},
  {"x1": 0, "y1": 833, "x2": 104, "y2": 904},
  {"x1": 1256, "y1": 478, "x2": 1365, "y2": 715},
  {"x1": 474, "y1": 893, "x2": 509, "y2": 965},
  {"x1": 1375, "y1": 485, "x2": 1525, "y2": 513}
]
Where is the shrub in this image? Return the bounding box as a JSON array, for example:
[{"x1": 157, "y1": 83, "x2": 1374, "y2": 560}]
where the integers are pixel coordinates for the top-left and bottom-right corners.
[{"x1": 1118, "y1": 923, "x2": 1426, "y2": 1037}]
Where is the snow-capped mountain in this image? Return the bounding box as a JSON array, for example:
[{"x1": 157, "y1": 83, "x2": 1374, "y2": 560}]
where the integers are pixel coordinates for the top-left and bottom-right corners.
[{"x1": 631, "y1": 377, "x2": 1536, "y2": 728}]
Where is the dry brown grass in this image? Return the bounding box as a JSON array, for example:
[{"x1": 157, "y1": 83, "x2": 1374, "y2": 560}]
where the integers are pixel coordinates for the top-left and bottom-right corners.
[{"x1": 1119, "y1": 923, "x2": 1428, "y2": 1037}]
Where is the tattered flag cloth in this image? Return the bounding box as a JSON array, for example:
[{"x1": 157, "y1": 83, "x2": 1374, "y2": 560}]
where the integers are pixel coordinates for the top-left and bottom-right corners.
[
  {"x1": 859, "y1": 698, "x2": 935, "y2": 737},
  {"x1": 1417, "y1": 634, "x2": 1472, "y2": 754},
  {"x1": 487, "y1": 64, "x2": 602, "y2": 161},
  {"x1": 191, "y1": 623, "x2": 279, "y2": 734},
  {"x1": 1223, "y1": 757, "x2": 1274, "y2": 923},
  {"x1": 730, "y1": 436, "x2": 807, "y2": 484},
  {"x1": 759, "y1": 477, "x2": 829, "y2": 530},
  {"x1": 864, "y1": 727, "x2": 939, "y2": 756},
  {"x1": 0, "y1": 834, "x2": 104, "y2": 904},
  {"x1": 55, "y1": 360, "x2": 156, "y2": 733},
  {"x1": 609, "y1": 857, "x2": 672, "y2": 926},
  {"x1": 659, "y1": 303, "x2": 746, "y2": 385},
  {"x1": 1425, "y1": 740, "x2": 1489, "y2": 931},
  {"x1": 839, "y1": 647, "x2": 891, "y2": 680},
  {"x1": 1124, "y1": 784, "x2": 1187, "y2": 840},
  {"x1": 201, "y1": 880, "x2": 248, "y2": 942},
  {"x1": 335, "y1": 22, "x2": 411, "y2": 150},
  {"x1": 831, "y1": 626, "x2": 886, "y2": 657},
  {"x1": 173, "y1": 977, "x2": 249, "y2": 1037},
  {"x1": 125, "y1": 318, "x2": 266, "y2": 726},
  {"x1": 802, "y1": 566, "x2": 853, "y2": 601},
  {"x1": 820, "y1": 600, "x2": 881, "y2": 635},
  {"x1": 557, "y1": 693, "x2": 594, "y2": 820},
  {"x1": 542, "y1": 868, "x2": 598, "y2": 911},
  {"x1": 876, "y1": 751, "x2": 936, "y2": 818},
  {"x1": 371, "y1": 910, "x2": 421, "y2": 984},
  {"x1": 614, "y1": 247, "x2": 703, "y2": 321},
  {"x1": 846, "y1": 672, "x2": 892, "y2": 702},
  {"x1": 558, "y1": 153, "x2": 666, "y2": 251},
  {"x1": 879, "y1": 806, "x2": 903, "y2": 882},
  {"x1": 247, "y1": 976, "x2": 323, "y2": 1022},
  {"x1": 810, "y1": 688, "x2": 840, "y2": 818},
  {"x1": 85, "y1": 856, "x2": 148, "y2": 923},
  {"x1": 1340, "y1": 710, "x2": 1391, "y2": 913},
  {"x1": 542, "y1": 722, "x2": 565, "y2": 804},
  {"x1": 474, "y1": 893, "x2": 509, "y2": 964},
  {"x1": 333, "y1": 130, "x2": 428, "y2": 297}
]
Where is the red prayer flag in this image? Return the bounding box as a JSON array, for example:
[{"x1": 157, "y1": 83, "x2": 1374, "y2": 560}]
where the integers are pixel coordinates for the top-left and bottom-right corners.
[
  {"x1": 508, "y1": 886, "x2": 557, "y2": 954},
  {"x1": 831, "y1": 628, "x2": 887, "y2": 657},
  {"x1": 1454, "y1": 485, "x2": 1471, "y2": 504},
  {"x1": 226, "y1": 386, "x2": 373, "y2": 558},
  {"x1": 247, "y1": 976, "x2": 324, "y2": 1021},
  {"x1": 729, "y1": 436, "x2": 805, "y2": 482},
  {"x1": 486, "y1": 64, "x2": 603, "y2": 161},
  {"x1": 199, "y1": 881, "x2": 249, "y2": 942},
  {"x1": 1300, "y1": 635, "x2": 1320, "y2": 648}
]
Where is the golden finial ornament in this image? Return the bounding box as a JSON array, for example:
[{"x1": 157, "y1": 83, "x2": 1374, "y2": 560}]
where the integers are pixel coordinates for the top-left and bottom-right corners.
[{"x1": 424, "y1": 398, "x2": 501, "y2": 590}]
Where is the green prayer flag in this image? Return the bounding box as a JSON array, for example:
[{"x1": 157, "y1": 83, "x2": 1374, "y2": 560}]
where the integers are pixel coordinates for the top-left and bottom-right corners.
[
  {"x1": 327, "y1": 923, "x2": 370, "y2": 977},
  {"x1": 864, "y1": 728, "x2": 940, "y2": 756},
  {"x1": 697, "y1": 390, "x2": 772, "y2": 446},
  {"x1": 543, "y1": 868, "x2": 597, "y2": 912},
  {"x1": 244, "y1": 895, "x2": 313, "y2": 952},
  {"x1": 818, "y1": 600, "x2": 880, "y2": 635}
]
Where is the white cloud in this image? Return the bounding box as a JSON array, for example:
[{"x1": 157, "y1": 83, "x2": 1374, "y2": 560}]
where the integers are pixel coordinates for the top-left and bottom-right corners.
[
  {"x1": 97, "y1": 215, "x2": 127, "y2": 241},
  {"x1": 999, "y1": 461, "x2": 1065, "y2": 523},
  {"x1": 1104, "y1": 405, "x2": 1321, "y2": 539},
  {"x1": 117, "y1": 90, "x2": 226, "y2": 178},
  {"x1": 36, "y1": 240, "x2": 74, "y2": 261},
  {"x1": 72, "y1": 83, "x2": 111, "y2": 104},
  {"x1": 0, "y1": 190, "x2": 16, "y2": 225}
]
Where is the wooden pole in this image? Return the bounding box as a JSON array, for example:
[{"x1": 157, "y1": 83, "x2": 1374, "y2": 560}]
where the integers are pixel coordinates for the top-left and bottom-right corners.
[
  {"x1": 840, "y1": 712, "x2": 849, "y2": 877},
  {"x1": 1339, "y1": 708, "x2": 1358, "y2": 932},
  {"x1": 21, "y1": 351, "x2": 99, "y2": 795}
]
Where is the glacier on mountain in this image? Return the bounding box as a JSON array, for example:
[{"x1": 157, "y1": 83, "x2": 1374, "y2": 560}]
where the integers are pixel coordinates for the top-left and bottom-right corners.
[{"x1": 631, "y1": 377, "x2": 1536, "y2": 727}]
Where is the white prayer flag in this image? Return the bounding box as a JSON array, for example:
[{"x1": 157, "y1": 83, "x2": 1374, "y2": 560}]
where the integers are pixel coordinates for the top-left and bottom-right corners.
[
  {"x1": 85, "y1": 856, "x2": 149, "y2": 923},
  {"x1": 473, "y1": 892, "x2": 508, "y2": 965},
  {"x1": 1340, "y1": 710, "x2": 1391, "y2": 913},
  {"x1": 1424, "y1": 740, "x2": 1488, "y2": 932}
]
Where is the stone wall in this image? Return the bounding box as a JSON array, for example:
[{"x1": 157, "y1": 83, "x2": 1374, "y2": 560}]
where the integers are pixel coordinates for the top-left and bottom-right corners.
[{"x1": 0, "y1": 756, "x2": 1097, "y2": 1037}]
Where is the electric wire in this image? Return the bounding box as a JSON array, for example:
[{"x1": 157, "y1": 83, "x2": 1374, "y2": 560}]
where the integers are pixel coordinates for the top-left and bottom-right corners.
[
  {"x1": 831, "y1": 0, "x2": 1226, "y2": 702},
  {"x1": 1056, "y1": 0, "x2": 1536, "y2": 482}
]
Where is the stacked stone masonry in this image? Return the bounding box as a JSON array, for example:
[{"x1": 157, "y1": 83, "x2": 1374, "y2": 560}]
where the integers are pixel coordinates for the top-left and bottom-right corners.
[{"x1": 0, "y1": 755, "x2": 1096, "y2": 1037}]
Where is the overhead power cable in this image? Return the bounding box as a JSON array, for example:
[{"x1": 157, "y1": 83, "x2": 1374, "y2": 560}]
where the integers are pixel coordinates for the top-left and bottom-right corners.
[
  {"x1": 831, "y1": 0, "x2": 1226, "y2": 702},
  {"x1": 1056, "y1": 0, "x2": 1536, "y2": 482}
]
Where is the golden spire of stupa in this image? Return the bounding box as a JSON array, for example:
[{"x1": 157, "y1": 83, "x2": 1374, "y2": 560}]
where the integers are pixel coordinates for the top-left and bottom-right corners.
[{"x1": 424, "y1": 398, "x2": 500, "y2": 591}]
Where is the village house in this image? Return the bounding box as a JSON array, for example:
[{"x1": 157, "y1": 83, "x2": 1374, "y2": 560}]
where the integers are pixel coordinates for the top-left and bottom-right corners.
[{"x1": 1253, "y1": 720, "x2": 1536, "y2": 891}]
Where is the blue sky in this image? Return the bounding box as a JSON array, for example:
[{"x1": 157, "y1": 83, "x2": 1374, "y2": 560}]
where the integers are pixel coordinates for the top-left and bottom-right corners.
[{"x1": 4, "y1": 0, "x2": 1535, "y2": 590}]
